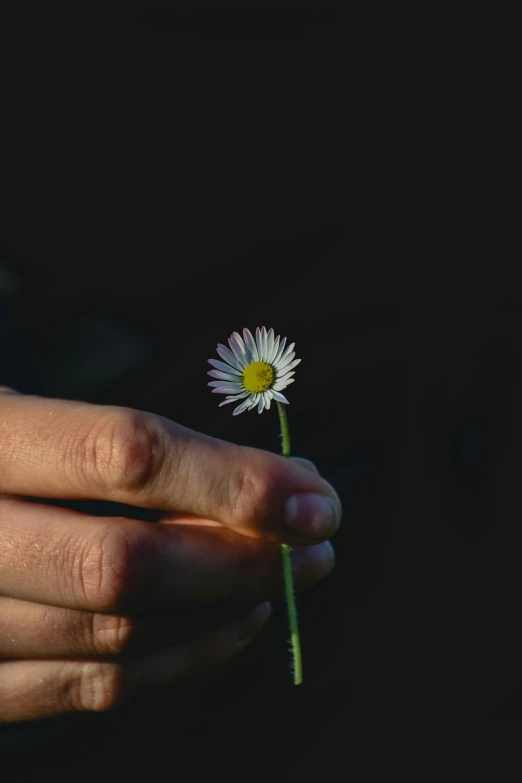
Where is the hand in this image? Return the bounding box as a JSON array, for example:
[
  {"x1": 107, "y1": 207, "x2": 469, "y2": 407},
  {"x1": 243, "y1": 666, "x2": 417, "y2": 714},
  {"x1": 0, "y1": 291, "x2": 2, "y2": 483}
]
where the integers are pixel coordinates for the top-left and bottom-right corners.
[{"x1": 0, "y1": 388, "x2": 341, "y2": 722}]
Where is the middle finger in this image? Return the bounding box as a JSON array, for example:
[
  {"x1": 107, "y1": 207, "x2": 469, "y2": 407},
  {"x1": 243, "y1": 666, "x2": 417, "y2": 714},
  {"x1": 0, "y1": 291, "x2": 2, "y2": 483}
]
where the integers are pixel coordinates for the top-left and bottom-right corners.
[{"x1": 0, "y1": 496, "x2": 334, "y2": 611}]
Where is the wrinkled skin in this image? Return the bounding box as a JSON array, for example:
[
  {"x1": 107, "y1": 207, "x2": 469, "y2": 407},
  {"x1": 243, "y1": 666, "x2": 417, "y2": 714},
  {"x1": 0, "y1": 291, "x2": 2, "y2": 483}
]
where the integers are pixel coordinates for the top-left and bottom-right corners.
[{"x1": 0, "y1": 388, "x2": 341, "y2": 722}]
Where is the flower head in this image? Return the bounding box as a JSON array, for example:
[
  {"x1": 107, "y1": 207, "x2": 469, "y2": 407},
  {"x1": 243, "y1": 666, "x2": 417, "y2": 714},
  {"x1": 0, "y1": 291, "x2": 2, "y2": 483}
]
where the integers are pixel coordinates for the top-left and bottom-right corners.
[{"x1": 208, "y1": 326, "x2": 300, "y2": 415}]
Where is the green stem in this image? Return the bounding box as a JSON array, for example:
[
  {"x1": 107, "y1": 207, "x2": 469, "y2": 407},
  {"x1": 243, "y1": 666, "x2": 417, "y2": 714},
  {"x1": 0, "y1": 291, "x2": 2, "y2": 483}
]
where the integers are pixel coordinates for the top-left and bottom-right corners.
[
  {"x1": 277, "y1": 402, "x2": 303, "y2": 686},
  {"x1": 277, "y1": 400, "x2": 291, "y2": 458}
]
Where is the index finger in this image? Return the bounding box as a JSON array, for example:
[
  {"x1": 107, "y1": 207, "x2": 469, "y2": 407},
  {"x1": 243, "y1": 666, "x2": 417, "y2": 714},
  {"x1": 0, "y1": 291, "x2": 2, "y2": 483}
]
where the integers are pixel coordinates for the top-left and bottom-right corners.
[{"x1": 0, "y1": 392, "x2": 341, "y2": 542}]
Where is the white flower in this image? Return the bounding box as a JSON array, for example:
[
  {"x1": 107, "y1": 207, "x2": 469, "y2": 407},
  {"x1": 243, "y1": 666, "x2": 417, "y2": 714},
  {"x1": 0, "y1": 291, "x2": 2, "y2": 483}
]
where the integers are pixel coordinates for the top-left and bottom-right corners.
[{"x1": 208, "y1": 326, "x2": 301, "y2": 415}]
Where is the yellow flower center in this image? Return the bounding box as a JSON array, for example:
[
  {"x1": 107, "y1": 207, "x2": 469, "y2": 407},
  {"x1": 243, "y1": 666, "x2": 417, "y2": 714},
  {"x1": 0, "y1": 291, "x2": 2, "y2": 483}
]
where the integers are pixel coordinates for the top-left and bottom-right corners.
[{"x1": 242, "y1": 361, "x2": 274, "y2": 393}]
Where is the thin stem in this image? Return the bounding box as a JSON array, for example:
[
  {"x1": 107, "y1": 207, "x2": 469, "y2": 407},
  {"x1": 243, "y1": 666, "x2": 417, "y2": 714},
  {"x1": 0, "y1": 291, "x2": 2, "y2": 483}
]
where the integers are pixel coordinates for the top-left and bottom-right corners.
[
  {"x1": 276, "y1": 402, "x2": 302, "y2": 686},
  {"x1": 281, "y1": 543, "x2": 303, "y2": 685},
  {"x1": 277, "y1": 400, "x2": 291, "y2": 458}
]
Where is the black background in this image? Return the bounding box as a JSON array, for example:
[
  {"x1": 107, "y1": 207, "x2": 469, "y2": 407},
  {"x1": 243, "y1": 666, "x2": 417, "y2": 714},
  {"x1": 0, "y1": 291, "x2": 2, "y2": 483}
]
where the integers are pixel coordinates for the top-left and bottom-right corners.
[{"x1": 2, "y1": 2, "x2": 522, "y2": 780}]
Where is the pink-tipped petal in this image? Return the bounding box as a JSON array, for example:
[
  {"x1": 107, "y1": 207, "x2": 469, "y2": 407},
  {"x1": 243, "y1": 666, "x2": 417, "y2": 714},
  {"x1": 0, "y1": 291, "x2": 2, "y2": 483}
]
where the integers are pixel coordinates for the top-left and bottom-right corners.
[
  {"x1": 243, "y1": 328, "x2": 259, "y2": 362},
  {"x1": 208, "y1": 380, "x2": 242, "y2": 390},
  {"x1": 216, "y1": 343, "x2": 242, "y2": 370},
  {"x1": 208, "y1": 369, "x2": 243, "y2": 381},
  {"x1": 212, "y1": 388, "x2": 242, "y2": 395},
  {"x1": 208, "y1": 358, "x2": 242, "y2": 376},
  {"x1": 228, "y1": 332, "x2": 249, "y2": 368}
]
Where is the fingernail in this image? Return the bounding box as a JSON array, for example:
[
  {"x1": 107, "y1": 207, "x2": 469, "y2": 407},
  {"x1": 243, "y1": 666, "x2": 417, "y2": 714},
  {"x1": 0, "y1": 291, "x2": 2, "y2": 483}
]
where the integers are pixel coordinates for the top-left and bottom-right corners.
[
  {"x1": 289, "y1": 456, "x2": 320, "y2": 475},
  {"x1": 239, "y1": 601, "x2": 273, "y2": 641},
  {"x1": 284, "y1": 493, "x2": 340, "y2": 539},
  {"x1": 292, "y1": 540, "x2": 336, "y2": 585}
]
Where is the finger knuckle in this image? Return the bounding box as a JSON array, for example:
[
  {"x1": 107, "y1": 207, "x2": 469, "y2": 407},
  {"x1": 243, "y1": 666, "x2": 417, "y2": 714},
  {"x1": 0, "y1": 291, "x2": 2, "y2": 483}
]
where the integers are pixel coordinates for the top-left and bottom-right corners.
[
  {"x1": 77, "y1": 525, "x2": 144, "y2": 612},
  {"x1": 47, "y1": 530, "x2": 93, "y2": 608},
  {"x1": 226, "y1": 457, "x2": 274, "y2": 528},
  {"x1": 70, "y1": 409, "x2": 164, "y2": 495},
  {"x1": 68, "y1": 662, "x2": 124, "y2": 713},
  {"x1": 90, "y1": 613, "x2": 136, "y2": 656}
]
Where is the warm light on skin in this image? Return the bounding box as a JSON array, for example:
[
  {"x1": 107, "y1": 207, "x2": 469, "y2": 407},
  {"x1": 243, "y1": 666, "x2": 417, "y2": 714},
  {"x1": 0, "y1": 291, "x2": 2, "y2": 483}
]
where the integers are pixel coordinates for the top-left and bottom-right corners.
[{"x1": 242, "y1": 361, "x2": 274, "y2": 393}]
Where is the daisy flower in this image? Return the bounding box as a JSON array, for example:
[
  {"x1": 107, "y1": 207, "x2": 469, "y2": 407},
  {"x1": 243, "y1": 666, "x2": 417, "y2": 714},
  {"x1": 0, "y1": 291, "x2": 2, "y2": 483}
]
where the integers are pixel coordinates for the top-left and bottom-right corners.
[
  {"x1": 207, "y1": 326, "x2": 301, "y2": 416},
  {"x1": 207, "y1": 325, "x2": 305, "y2": 684}
]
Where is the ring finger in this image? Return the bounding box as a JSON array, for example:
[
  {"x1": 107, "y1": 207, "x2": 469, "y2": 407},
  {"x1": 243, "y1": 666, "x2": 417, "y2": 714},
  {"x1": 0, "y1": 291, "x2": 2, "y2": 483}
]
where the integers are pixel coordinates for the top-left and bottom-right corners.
[
  {"x1": 0, "y1": 596, "x2": 249, "y2": 659},
  {"x1": 0, "y1": 602, "x2": 272, "y2": 723}
]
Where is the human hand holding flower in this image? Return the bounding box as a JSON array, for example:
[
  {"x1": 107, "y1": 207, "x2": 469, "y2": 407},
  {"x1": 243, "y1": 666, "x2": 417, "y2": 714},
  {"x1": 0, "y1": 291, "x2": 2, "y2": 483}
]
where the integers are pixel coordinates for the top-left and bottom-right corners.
[{"x1": 0, "y1": 387, "x2": 339, "y2": 722}]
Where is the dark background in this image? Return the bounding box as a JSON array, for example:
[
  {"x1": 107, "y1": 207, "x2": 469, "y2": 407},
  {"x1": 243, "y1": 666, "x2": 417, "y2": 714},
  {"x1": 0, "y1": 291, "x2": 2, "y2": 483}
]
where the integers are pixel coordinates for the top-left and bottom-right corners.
[{"x1": 2, "y1": 2, "x2": 522, "y2": 780}]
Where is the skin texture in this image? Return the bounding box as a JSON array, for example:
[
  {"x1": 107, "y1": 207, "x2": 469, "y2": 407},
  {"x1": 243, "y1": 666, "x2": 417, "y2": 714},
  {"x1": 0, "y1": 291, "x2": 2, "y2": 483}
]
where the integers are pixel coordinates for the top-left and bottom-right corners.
[{"x1": 0, "y1": 388, "x2": 341, "y2": 723}]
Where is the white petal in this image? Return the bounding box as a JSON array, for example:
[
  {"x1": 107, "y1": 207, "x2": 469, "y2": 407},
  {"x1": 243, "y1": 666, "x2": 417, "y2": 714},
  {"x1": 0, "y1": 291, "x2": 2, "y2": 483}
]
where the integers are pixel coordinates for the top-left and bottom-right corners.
[
  {"x1": 275, "y1": 356, "x2": 295, "y2": 375},
  {"x1": 255, "y1": 327, "x2": 263, "y2": 359},
  {"x1": 243, "y1": 328, "x2": 259, "y2": 362},
  {"x1": 257, "y1": 326, "x2": 264, "y2": 359},
  {"x1": 263, "y1": 391, "x2": 271, "y2": 410},
  {"x1": 208, "y1": 358, "x2": 242, "y2": 376},
  {"x1": 273, "y1": 336, "x2": 287, "y2": 364},
  {"x1": 279, "y1": 358, "x2": 301, "y2": 374},
  {"x1": 278, "y1": 342, "x2": 295, "y2": 364},
  {"x1": 248, "y1": 392, "x2": 260, "y2": 410},
  {"x1": 233, "y1": 398, "x2": 252, "y2": 416},
  {"x1": 256, "y1": 326, "x2": 266, "y2": 361},
  {"x1": 257, "y1": 395, "x2": 265, "y2": 414},
  {"x1": 275, "y1": 352, "x2": 296, "y2": 371},
  {"x1": 211, "y1": 386, "x2": 243, "y2": 395},
  {"x1": 275, "y1": 370, "x2": 295, "y2": 382},
  {"x1": 219, "y1": 391, "x2": 249, "y2": 406},
  {"x1": 260, "y1": 326, "x2": 269, "y2": 361},
  {"x1": 266, "y1": 328, "x2": 275, "y2": 363},
  {"x1": 273, "y1": 378, "x2": 295, "y2": 390},
  {"x1": 216, "y1": 343, "x2": 242, "y2": 371},
  {"x1": 208, "y1": 369, "x2": 243, "y2": 382},
  {"x1": 269, "y1": 335, "x2": 280, "y2": 364},
  {"x1": 272, "y1": 391, "x2": 289, "y2": 404},
  {"x1": 273, "y1": 378, "x2": 294, "y2": 390},
  {"x1": 209, "y1": 381, "x2": 243, "y2": 394},
  {"x1": 261, "y1": 326, "x2": 268, "y2": 362},
  {"x1": 208, "y1": 380, "x2": 242, "y2": 389},
  {"x1": 228, "y1": 332, "x2": 249, "y2": 369}
]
